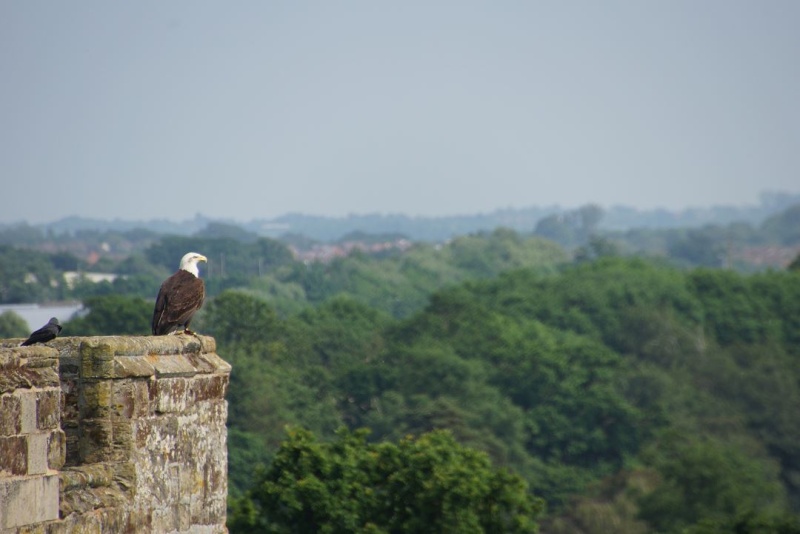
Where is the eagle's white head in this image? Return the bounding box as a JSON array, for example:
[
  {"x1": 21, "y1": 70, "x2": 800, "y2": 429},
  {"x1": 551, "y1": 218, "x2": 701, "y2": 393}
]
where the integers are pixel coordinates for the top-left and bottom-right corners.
[{"x1": 179, "y1": 252, "x2": 208, "y2": 277}]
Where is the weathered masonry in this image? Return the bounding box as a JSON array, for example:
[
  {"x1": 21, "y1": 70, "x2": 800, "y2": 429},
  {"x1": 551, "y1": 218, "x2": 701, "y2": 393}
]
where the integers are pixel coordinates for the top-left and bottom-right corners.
[{"x1": 0, "y1": 335, "x2": 230, "y2": 533}]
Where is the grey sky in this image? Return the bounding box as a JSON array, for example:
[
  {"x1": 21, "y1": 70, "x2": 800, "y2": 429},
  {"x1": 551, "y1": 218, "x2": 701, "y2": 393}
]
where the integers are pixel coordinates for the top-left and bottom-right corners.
[{"x1": 2, "y1": 1, "x2": 799, "y2": 224}]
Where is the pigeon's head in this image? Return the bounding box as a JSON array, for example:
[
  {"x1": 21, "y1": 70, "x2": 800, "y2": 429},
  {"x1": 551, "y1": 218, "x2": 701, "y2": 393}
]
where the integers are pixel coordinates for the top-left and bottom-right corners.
[{"x1": 179, "y1": 252, "x2": 208, "y2": 277}]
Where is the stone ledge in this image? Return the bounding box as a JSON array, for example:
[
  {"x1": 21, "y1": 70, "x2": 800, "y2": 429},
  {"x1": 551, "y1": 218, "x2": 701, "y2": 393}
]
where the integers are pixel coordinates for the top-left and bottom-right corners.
[
  {"x1": 43, "y1": 335, "x2": 222, "y2": 380},
  {"x1": 72, "y1": 335, "x2": 216, "y2": 357}
]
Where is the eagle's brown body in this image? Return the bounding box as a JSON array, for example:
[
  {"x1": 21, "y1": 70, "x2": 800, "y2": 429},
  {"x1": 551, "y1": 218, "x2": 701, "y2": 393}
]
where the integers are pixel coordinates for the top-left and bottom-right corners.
[{"x1": 152, "y1": 268, "x2": 205, "y2": 335}]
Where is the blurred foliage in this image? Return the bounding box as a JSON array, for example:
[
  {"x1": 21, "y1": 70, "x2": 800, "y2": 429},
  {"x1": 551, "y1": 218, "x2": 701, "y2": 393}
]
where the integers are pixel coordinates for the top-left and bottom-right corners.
[
  {"x1": 790, "y1": 252, "x2": 800, "y2": 271},
  {"x1": 64, "y1": 295, "x2": 151, "y2": 335},
  {"x1": 533, "y1": 204, "x2": 603, "y2": 248},
  {"x1": 0, "y1": 310, "x2": 29, "y2": 338},
  {"x1": 685, "y1": 512, "x2": 800, "y2": 534},
  {"x1": 761, "y1": 204, "x2": 800, "y2": 245},
  {"x1": 638, "y1": 433, "x2": 786, "y2": 532},
  {"x1": 144, "y1": 235, "x2": 294, "y2": 281},
  {"x1": 0, "y1": 245, "x2": 61, "y2": 302}
]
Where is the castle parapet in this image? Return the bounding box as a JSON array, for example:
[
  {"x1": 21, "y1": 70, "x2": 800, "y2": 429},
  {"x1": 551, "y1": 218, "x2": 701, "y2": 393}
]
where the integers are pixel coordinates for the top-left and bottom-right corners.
[{"x1": 0, "y1": 335, "x2": 230, "y2": 533}]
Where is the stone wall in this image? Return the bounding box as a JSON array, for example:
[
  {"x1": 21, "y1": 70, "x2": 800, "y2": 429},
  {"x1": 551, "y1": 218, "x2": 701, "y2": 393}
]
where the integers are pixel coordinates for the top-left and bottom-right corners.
[{"x1": 0, "y1": 335, "x2": 230, "y2": 533}]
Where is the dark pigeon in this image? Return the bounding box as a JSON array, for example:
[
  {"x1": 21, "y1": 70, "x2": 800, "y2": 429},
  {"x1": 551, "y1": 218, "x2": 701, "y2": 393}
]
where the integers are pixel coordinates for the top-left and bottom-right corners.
[{"x1": 20, "y1": 317, "x2": 62, "y2": 346}]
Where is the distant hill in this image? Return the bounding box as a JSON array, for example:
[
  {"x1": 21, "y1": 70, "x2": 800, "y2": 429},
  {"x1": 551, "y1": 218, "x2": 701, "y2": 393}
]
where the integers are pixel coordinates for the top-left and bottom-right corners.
[{"x1": 3, "y1": 190, "x2": 798, "y2": 243}]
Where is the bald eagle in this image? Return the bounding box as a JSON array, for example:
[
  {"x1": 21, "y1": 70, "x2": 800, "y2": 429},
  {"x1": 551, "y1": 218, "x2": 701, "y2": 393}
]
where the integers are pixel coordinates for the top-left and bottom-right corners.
[
  {"x1": 152, "y1": 252, "x2": 208, "y2": 335},
  {"x1": 21, "y1": 317, "x2": 62, "y2": 346}
]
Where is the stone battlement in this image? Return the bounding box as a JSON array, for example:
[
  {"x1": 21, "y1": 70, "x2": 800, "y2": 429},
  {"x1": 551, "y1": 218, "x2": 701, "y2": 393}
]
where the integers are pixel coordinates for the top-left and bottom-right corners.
[{"x1": 0, "y1": 335, "x2": 230, "y2": 533}]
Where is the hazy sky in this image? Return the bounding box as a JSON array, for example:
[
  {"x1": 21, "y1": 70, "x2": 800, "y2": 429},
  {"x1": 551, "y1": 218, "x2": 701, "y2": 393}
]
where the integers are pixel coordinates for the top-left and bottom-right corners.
[{"x1": 2, "y1": 2, "x2": 799, "y2": 224}]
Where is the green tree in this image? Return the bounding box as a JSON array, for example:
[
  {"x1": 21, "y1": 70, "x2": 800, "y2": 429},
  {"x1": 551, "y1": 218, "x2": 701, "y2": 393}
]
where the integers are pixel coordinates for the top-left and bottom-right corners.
[
  {"x1": 687, "y1": 269, "x2": 782, "y2": 345},
  {"x1": 0, "y1": 245, "x2": 60, "y2": 303},
  {"x1": 685, "y1": 511, "x2": 800, "y2": 534},
  {"x1": 574, "y1": 235, "x2": 623, "y2": 263},
  {"x1": 195, "y1": 222, "x2": 260, "y2": 242},
  {"x1": 760, "y1": 204, "x2": 800, "y2": 245},
  {"x1": 0, "y1": 310, "x2": 29, "y2": 338},
  {"x1": 533, "y1": 205, "x2": 604, "y2": 248},
  {"x1": 789, "y1": 253, "x2": 800, "y2": 271},
  {"x1": 297, "y1": 296, "x2": 390, "y2": 371},
  {"x1": 638, "y1": 434, "x2": 787, "y2": 533},
  {"x1": 198, "y1": 290, "x2": 282, "y2": 345},
  {"x1": 145, "y1": 235, "x2": 293, "y2": 282},
  {"x1": 667, "y1": 228, "x2": 726, "y2": 267},
  {"x1": 64, "y1": 295, "x2": 152, "y2": 335},
  {"x1": 235, "y1": 427, "x2": 543, "y2": 533}
]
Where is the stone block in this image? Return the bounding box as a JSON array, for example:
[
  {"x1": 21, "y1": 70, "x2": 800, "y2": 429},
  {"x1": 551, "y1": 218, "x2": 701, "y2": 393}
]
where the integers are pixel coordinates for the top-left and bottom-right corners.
[
  {"x1": 78, "y1": 338, "x2": 116, "y2": 379},
  {"x1": 149, "y1": 354, "x2": 198, "y2": 378},
  {"x1": 196, "y1": 335, "x2": 216, "y2": 354},
  {"x1": 60, "y1": 376, "x2": 80, "y2": 425},
  {"x1": 205, "y1": 452, "x2": 227, "y2": 499},
  {"x1": 113, "y1": 355, "x2": 156, "y2": 379},
  {"x1": 133, "y1": 379, "x2": 154, "y2": 418},
  {"x1": 124, "y1": 508, "x2": 153, "y2": 533},
  {"x1": 191, "y1": 374, "x2": 229, "y2": 403},
  {"x1": 0, "y1": 435, "x2": 27, "y2": 476},
  {"x1": 60, "y1": 463, "x2": 115, "y2": 490},
  {"x1": 48, "y1": 429, "x2": 66, "y2": 470},
  {"x1": 0, "y1": 347, "x2": 59, "y2": 394},
  {"x1": 151, "y1": 505, "x2": 180, "y2": 533},
  {"x1": 204, "y1": 496, "x2": 228, "y2": 529},
  {"x1": 34, "y1": 366, "x2": 61, "y2": 389},
  {"x1": 80, "y1": 379, "x2": 112, "y2": 419},
  {"x1": 206, "y1": 399, "x2": 229, "y2": 428},
  {"x1": 133, "y1": 417, "x2": 154, "y2": 450},
  {"x1": 178, "y1": 501, "x2": 192, "y2": 532},
  {"x1": 27, "y1": 432, "x2": 50, "y2": 475},
  {"x1": 78, "y1": 418, "x2": 114, "y2": 464},
  {"x1": 13, "y1": 522, "x2": 48, "y2": 533},
  {"x1": 155, "y1": 377, "x2": 191, "y2": 413},
  {"x1": 198, "y1": 351, "x2": 232, "y2": 374},
  {"x1": 57, "y1": 357, "x2": 80, "y2": 380},
  {"x1": 184, "y1": 352, "x2": 217, "y2": 374},
  {"x1": 111, "y1": 419, "x2": 134, "y2": 459},
  {"x1": 0, "y1": 393, "x2": 21, "y2": 436},
  {"x1": 94, "y1": 506, "x2": 133, "y2": 533},
  {"x1": 50, "y1": 336, "x2": 83, "y2": 363},
  {"x1": 36, "y1": 388, "x2": 61, "y2": 430},
  {"x1": 24, "y1": 350, "x2": 58, "y2": 370},
  {"x1": 0, "y1": 474, "x2": 59, "y2": 529},
  {"x1": 111, "y1": 379, "x2": 135, "y2": 419},
  {"x1": 113, "y1": 461, "x2": 137, "y2": 493},
  {"x1": 134, "y1": 415, "x2": 179, "y2": 460},
  {"x1": 62, "y1": 421, "x2": 81, "y2": 467},
  {"x1": 109, "y1": 379, "x2": 152, "y2": 420},
  {"x1": 18, "y1": 389, "x2": 38, "y2": 434}
]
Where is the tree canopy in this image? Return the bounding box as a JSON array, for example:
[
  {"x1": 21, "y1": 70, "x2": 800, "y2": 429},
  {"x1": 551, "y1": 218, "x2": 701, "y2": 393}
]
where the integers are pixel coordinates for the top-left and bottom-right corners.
[{"x1": 231, "y1": 427, "x2": 543, "y2": 534}]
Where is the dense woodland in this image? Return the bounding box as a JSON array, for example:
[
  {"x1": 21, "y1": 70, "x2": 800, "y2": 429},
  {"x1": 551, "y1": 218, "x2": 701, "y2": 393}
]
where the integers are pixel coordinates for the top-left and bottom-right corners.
[{"x1": 1, "y1": 206, "x2": 800, "y2": 533}]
